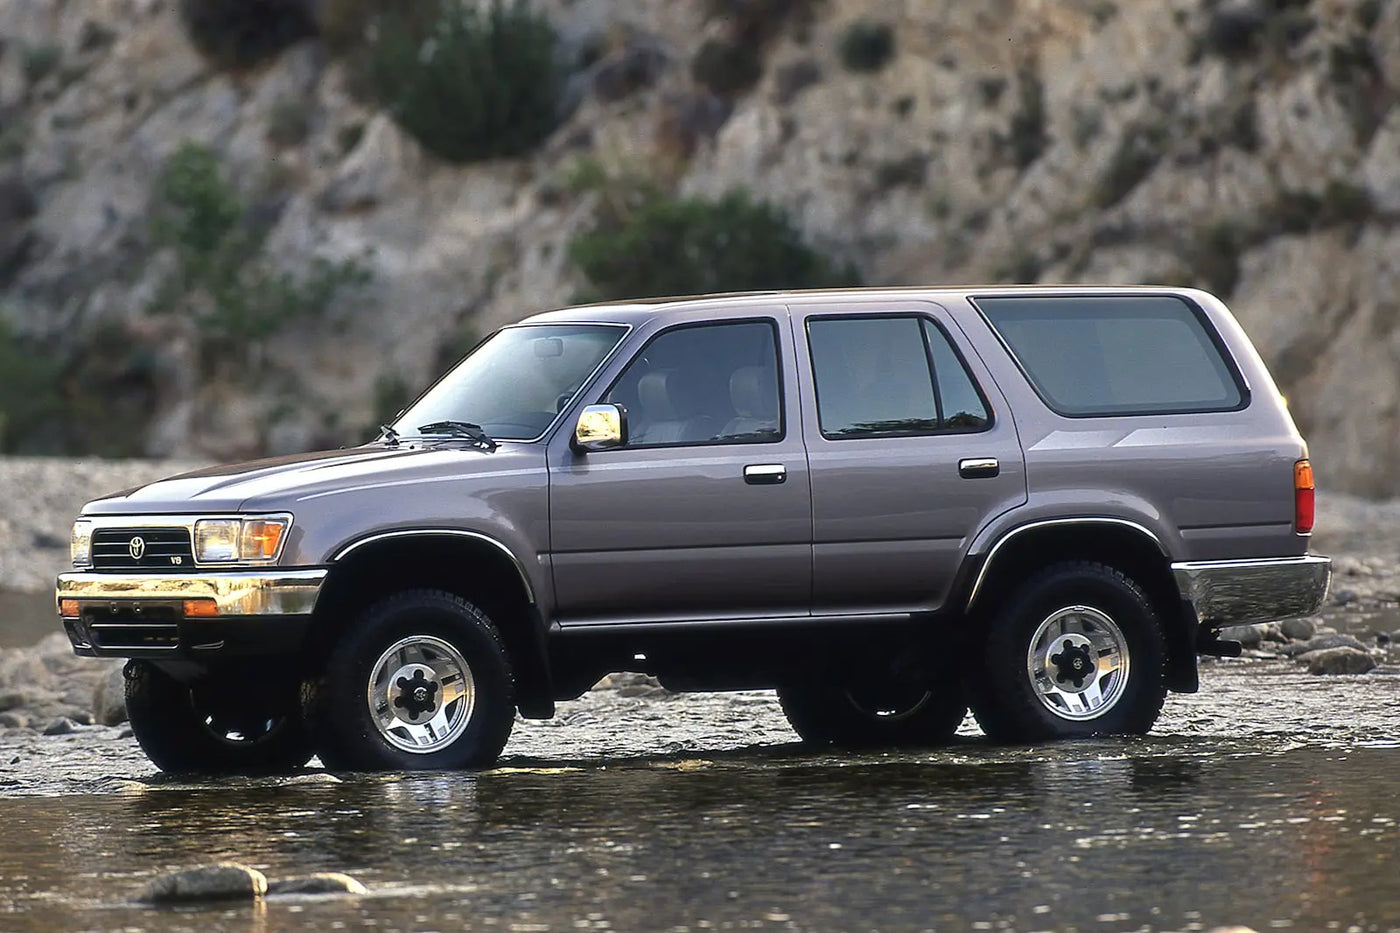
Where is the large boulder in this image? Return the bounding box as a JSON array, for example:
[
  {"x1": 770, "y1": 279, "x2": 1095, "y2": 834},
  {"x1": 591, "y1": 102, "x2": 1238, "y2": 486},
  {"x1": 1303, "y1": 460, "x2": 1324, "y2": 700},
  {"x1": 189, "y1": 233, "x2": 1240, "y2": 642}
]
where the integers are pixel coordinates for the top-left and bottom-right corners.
[
  {"x1": 137, "y1": 863, "x2": 268, "y2": 904},
  {"x1": 1302, "y1": 647, "x2": 1377, "y2": 676}
]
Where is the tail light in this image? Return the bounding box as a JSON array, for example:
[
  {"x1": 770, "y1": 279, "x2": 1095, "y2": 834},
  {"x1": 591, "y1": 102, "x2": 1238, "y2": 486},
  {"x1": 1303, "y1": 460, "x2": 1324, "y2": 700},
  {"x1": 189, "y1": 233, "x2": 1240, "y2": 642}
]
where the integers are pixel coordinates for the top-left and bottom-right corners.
[{"x1": 1294, "y1": 459, "x2": 1315, "y2": 534}]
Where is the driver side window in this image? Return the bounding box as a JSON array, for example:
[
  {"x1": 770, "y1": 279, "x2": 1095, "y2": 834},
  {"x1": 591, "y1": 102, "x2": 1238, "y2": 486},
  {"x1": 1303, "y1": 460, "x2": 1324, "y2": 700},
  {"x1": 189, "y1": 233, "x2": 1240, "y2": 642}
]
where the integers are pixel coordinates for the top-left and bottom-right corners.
[{"x1": 604, "y1": 320, "x2": 783, "y2": 447}]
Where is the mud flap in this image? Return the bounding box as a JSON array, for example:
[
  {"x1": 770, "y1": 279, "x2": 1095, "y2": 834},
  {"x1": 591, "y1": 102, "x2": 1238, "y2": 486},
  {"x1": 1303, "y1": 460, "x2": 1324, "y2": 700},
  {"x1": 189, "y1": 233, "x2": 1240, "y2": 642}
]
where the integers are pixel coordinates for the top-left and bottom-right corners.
[{"x1": 1163, "y1": 599, "x2": 1200, "y2": 693}]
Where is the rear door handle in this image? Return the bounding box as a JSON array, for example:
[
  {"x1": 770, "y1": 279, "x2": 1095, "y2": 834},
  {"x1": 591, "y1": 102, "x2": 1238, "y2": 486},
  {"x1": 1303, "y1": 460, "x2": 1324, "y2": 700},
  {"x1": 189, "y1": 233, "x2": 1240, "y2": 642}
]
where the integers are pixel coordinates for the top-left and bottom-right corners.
[
  {"x1": 959, "y1": 457, "x2": 1000, "y2": 479},
  {"x1": 744, "y1": 464, "x2": 786, "y2": 485}
]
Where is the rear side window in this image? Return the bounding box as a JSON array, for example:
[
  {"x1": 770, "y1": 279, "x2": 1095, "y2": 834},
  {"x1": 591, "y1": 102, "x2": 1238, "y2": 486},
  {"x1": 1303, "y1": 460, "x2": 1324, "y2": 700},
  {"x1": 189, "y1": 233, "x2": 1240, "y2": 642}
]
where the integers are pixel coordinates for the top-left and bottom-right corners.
[
  {"x1": 976, "y1": 295, "x2": 1246, "y2": 416},
  {"x1": 807, "y1": 316, "x2": 990, "y2": 438}
]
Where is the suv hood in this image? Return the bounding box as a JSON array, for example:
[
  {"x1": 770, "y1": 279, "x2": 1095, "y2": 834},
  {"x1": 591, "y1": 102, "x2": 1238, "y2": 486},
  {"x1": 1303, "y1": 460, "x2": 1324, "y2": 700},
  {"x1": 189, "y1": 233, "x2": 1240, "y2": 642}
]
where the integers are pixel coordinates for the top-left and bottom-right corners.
[{"x1": 81, "y1": 444, "x2": 538, "y2": 515}]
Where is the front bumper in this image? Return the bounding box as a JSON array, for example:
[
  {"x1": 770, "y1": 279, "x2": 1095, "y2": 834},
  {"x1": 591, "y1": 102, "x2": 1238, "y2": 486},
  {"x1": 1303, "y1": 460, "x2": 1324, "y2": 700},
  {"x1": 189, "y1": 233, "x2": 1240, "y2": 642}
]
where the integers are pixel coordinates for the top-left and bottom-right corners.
[
  {"x1": 55, "y1": 569, "x2": 326, "y2": 658},
  {"x1": 1171, "y1": 555, "x2": 1332, "y2": 627}
]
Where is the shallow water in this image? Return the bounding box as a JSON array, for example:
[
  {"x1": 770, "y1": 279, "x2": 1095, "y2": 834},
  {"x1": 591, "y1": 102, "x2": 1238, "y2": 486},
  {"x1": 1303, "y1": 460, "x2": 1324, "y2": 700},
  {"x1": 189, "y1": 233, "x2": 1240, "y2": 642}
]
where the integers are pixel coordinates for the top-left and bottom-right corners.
[{"x1": 3, "y1": 665, "x2": 1400, "y2": 933}]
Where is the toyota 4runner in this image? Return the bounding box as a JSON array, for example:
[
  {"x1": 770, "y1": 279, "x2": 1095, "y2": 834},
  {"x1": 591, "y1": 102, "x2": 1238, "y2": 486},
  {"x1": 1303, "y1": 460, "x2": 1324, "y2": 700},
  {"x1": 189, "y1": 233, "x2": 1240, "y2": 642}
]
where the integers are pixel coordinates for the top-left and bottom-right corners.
[{"x1": 56, "y1": 286, "x2": 1332, "y2": 773}]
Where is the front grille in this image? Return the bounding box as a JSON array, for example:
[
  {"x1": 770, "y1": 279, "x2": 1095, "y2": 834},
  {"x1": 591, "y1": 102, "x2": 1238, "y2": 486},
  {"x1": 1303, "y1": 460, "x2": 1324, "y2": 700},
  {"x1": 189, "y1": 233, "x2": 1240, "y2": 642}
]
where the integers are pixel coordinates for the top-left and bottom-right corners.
[{"x1": 92, "y1": 527, "x2": 195, "y2": 570}]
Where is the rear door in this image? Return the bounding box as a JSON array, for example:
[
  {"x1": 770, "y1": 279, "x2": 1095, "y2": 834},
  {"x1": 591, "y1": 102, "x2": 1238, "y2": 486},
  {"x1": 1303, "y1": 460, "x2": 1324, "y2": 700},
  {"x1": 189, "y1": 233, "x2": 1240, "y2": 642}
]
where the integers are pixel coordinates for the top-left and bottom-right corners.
[
  {"x1": 794, "y1": 299, "x2": 1027, "y2": 613},
  {"x1": 548, "y1": 308, "x2": 812, "y2": 624}
]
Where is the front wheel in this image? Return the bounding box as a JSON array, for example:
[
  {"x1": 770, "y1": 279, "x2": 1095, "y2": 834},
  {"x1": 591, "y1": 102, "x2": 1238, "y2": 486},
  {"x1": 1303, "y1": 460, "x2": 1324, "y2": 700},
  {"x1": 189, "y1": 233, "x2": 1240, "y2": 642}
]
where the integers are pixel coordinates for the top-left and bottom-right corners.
[
  {"x1": 124, "y1": 661, "x2": 314, "y2": 775},
  {"x1": 967, "y1": 561, "x2": 1167, "y2": 743},
  {"x1": 306, "y1": 590, "x2": 516, "y2": 772}
]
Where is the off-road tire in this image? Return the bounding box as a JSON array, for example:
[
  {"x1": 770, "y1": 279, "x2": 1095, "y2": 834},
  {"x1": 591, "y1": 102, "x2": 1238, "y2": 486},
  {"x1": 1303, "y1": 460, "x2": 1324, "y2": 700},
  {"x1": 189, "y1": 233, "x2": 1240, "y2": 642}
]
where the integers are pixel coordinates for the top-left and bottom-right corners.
[
  {"x1": 124, "y1": 660, "x2": 314, "y2": 775},
  {"x1": 968, "y1": 561, "x2": 1167, "y2": 743},
  {"x1": 307, "y1": 589, "x2": 515, "y2": 772},
  {"x1": 778, "y1": 679, "x2": 968, "y2": 748}
]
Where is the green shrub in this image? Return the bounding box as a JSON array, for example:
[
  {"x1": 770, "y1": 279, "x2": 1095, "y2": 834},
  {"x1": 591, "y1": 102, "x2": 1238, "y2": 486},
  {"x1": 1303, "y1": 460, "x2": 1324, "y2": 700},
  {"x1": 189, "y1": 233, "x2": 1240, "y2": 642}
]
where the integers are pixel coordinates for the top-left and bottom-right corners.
[
  {"x1": 0, "y1": 320, "x2": 61, "y2": 452},
  {"x1": 149, "y1": 142, "x2": 371, "y2": 345},
  {"x1": 838, "y1": 20, "x2": 895, "y2": 72},
  {"x1": 178, "y1": 0, "x2": 317, "y2": 69},
  {"x1": 691, "y1": 38, "x2": 763, "y2": 97},
  {"x1": 569, "y1": 188, "x2": 860, "y2": 301},
  {"x1": 367, "y1": 0, "x2": 560, "y2": 163}
]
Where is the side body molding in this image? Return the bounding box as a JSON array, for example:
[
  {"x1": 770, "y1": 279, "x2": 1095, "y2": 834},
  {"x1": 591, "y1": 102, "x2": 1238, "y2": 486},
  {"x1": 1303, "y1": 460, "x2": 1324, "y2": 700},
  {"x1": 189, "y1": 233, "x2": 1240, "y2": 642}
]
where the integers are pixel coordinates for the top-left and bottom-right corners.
[
  {"x1": 965, "y1": 517, "x2": 1168, "y2": 610},
  {"x1": 332, "y1": 529, "x2": 537, "y2": 605}
]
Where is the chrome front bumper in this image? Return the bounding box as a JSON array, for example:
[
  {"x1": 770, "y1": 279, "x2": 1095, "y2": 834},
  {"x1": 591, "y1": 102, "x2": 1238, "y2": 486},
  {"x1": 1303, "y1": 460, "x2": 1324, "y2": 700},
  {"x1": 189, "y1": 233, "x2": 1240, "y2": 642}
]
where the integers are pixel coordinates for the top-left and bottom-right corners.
[
  {"x1": 57, "y1": 569, "x2": 327, "y2": 616},
  {"x1": 1171, "y1": 555, "x2": 1332, "y2": 626}
]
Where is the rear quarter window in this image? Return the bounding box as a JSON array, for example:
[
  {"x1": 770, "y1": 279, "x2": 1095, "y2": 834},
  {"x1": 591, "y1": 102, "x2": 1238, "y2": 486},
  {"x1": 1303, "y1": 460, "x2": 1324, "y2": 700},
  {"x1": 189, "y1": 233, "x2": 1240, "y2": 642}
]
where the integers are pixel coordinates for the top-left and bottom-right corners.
[{"x1": 974, "y1": 295, "x2": 1246, "y2": 417}]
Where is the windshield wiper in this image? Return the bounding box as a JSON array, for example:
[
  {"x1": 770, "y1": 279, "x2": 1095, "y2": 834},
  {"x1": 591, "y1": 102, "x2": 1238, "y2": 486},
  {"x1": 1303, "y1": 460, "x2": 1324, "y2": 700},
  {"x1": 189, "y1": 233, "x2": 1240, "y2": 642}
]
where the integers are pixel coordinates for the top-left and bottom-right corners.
[
  {"x1": 378, "y1": 424, "x2": 400, "y2": 448},
  {"x1": 415, "y1": 420, "x2": 498, "y2": 452}
]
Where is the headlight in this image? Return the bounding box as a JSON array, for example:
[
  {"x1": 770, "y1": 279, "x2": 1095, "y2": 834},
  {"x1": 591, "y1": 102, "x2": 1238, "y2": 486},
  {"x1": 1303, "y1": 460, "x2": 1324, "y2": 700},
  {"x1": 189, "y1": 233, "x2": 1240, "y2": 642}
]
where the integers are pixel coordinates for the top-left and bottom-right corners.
[
  {"x1": 194, "y1": 516, "x2": 290, "y2": 564},
  {"x1": 71, "y1": 520, "x2": 93, "y2": 568}
]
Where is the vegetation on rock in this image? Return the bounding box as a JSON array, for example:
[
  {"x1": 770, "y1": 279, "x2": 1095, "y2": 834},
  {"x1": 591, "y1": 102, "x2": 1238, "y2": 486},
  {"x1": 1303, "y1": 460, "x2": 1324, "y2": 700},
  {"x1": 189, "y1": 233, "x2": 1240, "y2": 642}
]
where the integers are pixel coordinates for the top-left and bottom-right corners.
[
  {"x1": 367, "y1": 0, "x2": 561, "y2": 163},
  {"x1": 568, "y1": 172, "x2": 860, "y2": 301},
  {"x1": 178, "y1": 0, "x2": 317, "y2": 69},
  {"x1": 147, "y1": 142, "x2": 370, "y2": 347}
]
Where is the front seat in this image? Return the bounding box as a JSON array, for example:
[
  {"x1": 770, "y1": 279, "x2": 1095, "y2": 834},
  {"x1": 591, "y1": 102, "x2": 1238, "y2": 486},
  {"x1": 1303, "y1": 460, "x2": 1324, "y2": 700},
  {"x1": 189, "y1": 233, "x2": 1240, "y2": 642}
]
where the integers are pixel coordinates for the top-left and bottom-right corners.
[{"x1": 719, "y1": 365, "x2": 779, "y2": 439}]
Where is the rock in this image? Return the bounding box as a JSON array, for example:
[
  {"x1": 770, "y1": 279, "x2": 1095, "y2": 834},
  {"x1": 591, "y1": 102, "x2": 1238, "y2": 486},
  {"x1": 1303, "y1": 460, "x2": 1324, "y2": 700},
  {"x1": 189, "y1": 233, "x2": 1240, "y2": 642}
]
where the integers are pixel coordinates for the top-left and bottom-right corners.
[
  {"x1": 1331, "y1": 588, "x2": 1358, "y2": 606},
  {"x1": 0, "y1": 691, "x2": 26, "y2": 713},
  {"x1": 1302, "y1": 647, "x2": 1377, "y2": 676},
  {"x1": 0, "y1": 712, "x2": 27, "y2": 729},
  {"x1": 1279, "y1": 633, "x2": 1369, "y2": 657},
  {"x1": 1278, "y1": 617, "x2": 1317, "y2": 641},
  {"x1": 91, "y1": 662, "x2": 128, "y2": 726},
  {"x1": 266, "y1": 873, "x2": 368, "y2": 896},
  {"x1": 42, "y1": 716, "x2": 78, "y2": 735},
  {"x1": 137, "y1": 864, "x2": 268, "y2": 904},
  {"x1": 1219, "y1": 623, "x2": 1265, "y2": 649}
]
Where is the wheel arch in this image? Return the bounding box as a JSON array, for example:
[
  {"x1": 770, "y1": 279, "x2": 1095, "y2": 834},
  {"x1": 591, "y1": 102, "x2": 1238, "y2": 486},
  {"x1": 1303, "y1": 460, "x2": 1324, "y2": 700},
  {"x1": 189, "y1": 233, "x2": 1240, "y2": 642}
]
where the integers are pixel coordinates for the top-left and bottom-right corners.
[
  {"x1": 306, "y1": 531, "x2": 554, "y2": 718},
  {"x1": 963, "y1": 519, "x2": 1197, "y2": 693}
]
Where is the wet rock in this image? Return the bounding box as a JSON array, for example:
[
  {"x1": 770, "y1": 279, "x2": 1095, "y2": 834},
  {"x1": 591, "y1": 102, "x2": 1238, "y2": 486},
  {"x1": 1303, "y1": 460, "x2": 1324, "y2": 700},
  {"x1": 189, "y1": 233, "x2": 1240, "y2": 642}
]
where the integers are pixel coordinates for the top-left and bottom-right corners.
[
  {"x1": 1279, "y1": 633, "x2": 1369, "y2": 657},
  {"x1": 91, "y1": 663, "x2": 128, "y2": 726},
  {"x1": 266, "y1": 872, "x2": 367, "y2": 896},
  {"x1": 137, "y1": 863, "x2": 268, "y2": 903},
  {"x1": 1331, "y1": 587, "x2": 1359, "y2": 606},
  {"x1": 42, "y1": 716, "x2": 78, "y2": 736},
  {"x1": 1370, "y1": 665, "x2": 1400, "y2": 676},
  {"x1": 1279, "y1": 617, "x2": 1317, "y2": 641},
  {"x1": 1302, "y1": 647, "x2": 1377, "y2": 676},
  {"x1": 1205, "y1": 926, "x2": 1260, "y2": 933}
]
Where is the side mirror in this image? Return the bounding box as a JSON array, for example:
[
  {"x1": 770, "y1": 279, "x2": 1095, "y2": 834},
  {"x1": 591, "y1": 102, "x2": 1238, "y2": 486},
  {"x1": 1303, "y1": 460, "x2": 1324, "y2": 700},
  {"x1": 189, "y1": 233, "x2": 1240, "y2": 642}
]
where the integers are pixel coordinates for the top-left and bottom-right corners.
[{"x1": 572, "y1": 404, "x2": 628, "y2": 452}]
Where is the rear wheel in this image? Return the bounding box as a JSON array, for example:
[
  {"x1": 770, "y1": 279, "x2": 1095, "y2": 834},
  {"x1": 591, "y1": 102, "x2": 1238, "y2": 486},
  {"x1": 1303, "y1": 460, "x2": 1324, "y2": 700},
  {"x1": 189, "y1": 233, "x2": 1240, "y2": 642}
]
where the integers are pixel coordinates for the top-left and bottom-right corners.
[
  {"x1": 778, "y1": 670, "x2": 967, "y2": 748},
  {"x1": 124, "y1": 661, "x2": 313, "y2": 775},
  {"x1": 307, "y1": 589, "x2": 515, "y2": 771},
  {"x1": 968, "y1": 561, "x2": 1167, "y2": 743}
]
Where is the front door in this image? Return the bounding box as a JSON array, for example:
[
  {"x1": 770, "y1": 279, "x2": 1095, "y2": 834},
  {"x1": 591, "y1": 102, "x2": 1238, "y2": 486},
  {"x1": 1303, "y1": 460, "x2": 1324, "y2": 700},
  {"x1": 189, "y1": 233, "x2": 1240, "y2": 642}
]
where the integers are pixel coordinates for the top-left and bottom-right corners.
[
  {"x1": 548, "y1": 311, "x2": 812, "y2": 625},
  {"x1": 794, "y1": 300, "x2": 1027, "y2": 613}
]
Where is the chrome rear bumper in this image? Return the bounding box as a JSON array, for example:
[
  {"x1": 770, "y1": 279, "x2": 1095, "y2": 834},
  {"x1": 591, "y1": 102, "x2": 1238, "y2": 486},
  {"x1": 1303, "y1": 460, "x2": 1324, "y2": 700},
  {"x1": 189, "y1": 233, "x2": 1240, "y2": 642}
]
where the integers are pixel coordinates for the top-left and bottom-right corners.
[{"x1": 1171, "y1": 555, "x2": 1331, "y2": 626}]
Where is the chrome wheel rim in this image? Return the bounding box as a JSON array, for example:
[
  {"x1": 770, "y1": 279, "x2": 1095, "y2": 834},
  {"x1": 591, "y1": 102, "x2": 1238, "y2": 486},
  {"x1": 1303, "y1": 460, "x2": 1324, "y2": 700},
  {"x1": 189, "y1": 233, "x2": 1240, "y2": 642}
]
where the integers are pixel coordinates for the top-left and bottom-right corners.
[
  {"x1": 1026, "y1": 605, "x2": 1129, "y2": 721},
  {"x1": 368, "y1": 635, "x2": 475, "y2": 754}
]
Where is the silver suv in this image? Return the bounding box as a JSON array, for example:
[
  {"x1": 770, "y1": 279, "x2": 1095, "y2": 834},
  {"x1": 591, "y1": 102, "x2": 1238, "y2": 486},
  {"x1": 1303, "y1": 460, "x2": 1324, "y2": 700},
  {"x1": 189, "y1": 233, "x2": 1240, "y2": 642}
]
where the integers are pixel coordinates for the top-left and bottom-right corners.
[{"x1": 56, "y1": 287, "x2": 1332, "y2": 773}]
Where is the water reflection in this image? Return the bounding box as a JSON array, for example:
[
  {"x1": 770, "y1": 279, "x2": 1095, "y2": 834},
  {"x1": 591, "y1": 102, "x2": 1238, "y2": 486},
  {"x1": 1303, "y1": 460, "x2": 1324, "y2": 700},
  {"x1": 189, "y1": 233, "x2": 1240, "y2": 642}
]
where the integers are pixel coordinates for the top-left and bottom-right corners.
[{"x1": 3, "y1": 743, "x2": 1400, "y2": 931}]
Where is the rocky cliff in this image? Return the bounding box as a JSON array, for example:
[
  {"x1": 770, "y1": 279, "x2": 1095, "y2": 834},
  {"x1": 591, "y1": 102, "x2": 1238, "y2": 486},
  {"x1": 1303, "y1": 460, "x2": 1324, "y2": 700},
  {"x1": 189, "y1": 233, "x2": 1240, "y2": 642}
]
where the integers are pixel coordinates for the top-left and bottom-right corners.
[{"x1": 0, "y1": 0, "x2": 1397, "y2": 492}]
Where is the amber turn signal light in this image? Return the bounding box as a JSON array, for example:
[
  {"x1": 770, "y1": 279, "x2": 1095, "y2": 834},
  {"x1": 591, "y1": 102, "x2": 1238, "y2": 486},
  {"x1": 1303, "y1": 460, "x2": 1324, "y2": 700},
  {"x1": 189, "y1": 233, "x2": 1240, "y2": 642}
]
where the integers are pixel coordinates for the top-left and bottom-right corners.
[
  {"x1": 1294, "y1": 459, "x2": 1315, "y2": 534},
  {"x1": 58, "y1": 599, "x2": 80, "y2": 618},
  {"x1": 182, "y1": 599, "x2": 219, "y2": 618}
]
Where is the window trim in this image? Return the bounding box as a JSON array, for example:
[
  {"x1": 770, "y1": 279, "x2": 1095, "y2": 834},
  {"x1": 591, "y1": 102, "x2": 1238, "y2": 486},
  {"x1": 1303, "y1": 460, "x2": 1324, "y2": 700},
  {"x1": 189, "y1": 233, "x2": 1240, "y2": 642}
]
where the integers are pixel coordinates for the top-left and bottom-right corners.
[
  {"x1": 970, "y1": 292, "x2": 1252, "y2": 419},
  {"x1": 597, "y1": 316, "x2": 787, "y2": 451},
  {"x1": 804, "y1": 311, "x2": 995, "y2": 441}
]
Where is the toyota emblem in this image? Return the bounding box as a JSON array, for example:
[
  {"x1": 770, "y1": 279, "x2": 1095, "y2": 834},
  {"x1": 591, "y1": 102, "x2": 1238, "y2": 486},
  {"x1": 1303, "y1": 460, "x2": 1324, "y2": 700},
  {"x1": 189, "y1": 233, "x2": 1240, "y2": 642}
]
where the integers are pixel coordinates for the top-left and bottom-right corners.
[{"x1": 128, "y1": 536, "x2": 146, "y2": 560}]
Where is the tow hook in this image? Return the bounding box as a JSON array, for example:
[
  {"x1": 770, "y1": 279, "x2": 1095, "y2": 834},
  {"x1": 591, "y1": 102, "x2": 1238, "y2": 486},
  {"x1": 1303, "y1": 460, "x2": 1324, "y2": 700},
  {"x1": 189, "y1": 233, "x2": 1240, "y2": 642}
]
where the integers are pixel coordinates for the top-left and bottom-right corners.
[{"x1": 1197, "y1": 629, "x2": 1243, "y2": 658}]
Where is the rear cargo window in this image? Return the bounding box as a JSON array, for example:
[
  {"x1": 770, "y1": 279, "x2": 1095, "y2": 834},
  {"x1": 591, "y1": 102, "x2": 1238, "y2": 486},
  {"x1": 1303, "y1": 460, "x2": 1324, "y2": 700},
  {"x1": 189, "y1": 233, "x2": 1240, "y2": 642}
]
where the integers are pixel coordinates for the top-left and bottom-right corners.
[{"x1": 975, "y1": 295, "x2": 1246, "y2": 417}]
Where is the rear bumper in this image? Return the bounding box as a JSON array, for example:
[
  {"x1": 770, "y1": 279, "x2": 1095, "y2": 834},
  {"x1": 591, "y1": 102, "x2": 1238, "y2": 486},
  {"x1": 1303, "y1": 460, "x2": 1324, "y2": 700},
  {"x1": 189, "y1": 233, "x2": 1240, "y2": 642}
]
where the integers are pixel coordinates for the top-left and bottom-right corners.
[
  {"x1": 55, "y1": 569, "x2": 325, "y2": 658},
  {"x1": 1171, "y1": 555, "x2": 1331, "y2": 627}
]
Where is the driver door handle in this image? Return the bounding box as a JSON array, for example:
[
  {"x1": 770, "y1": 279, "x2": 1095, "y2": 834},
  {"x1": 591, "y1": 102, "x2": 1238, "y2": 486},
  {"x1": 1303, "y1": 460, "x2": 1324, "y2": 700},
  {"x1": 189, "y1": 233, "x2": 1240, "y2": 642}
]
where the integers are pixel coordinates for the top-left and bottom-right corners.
[
  {"x1": 959, "y1": 457, "x2": 1000, "y2": 479},
  {"x1": 744, "y1": 464, "x2": 786, "y2": 485}
]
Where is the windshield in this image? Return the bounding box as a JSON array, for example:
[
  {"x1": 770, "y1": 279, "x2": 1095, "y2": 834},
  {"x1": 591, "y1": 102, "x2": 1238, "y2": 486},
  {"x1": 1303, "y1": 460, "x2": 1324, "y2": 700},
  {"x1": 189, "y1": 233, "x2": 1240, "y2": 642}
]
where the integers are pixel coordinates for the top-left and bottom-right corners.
[{"x1": 394, "y1": 324, "x2": 627, "y2": 441}]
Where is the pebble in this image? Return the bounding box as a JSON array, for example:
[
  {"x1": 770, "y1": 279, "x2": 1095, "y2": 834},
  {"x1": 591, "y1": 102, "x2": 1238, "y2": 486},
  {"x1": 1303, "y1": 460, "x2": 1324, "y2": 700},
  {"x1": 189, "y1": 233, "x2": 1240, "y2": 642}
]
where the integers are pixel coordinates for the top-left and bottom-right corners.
[
  {"x1": 137, "y1": 863, "x2": 268, "y2": 903},
  {"x1": 42, "y1": 717, "x2": 78, "y2": 736},
  {"x1": 1278, "y1": 617, "x2": 1317, "y2": 641},
  {"x1": 266, "y1": 872, "x2": 367, "y2": 896}
]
